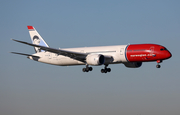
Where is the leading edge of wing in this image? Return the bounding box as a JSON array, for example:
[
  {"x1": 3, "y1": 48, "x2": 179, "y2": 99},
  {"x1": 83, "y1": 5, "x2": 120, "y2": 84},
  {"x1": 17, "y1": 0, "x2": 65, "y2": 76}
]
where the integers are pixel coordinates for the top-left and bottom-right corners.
[{"x1": 11, "y1": 39, "x2": 87, "y2": 62}]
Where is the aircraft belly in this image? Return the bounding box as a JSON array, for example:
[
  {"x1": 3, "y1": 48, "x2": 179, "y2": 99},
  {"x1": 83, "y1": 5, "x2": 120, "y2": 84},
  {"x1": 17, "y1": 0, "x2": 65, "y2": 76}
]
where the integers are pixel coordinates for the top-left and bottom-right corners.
[
  {"x1": 57, "y1": 57, "x2": 84, "y2": 66},
  {"x1": 52, "y1": 56, "x2": 84, "y2": 66}
]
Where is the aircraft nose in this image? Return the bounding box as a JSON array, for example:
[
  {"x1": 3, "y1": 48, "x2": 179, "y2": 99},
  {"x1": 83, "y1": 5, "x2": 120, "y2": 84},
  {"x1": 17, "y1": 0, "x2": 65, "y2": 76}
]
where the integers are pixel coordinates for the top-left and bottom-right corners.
[{"x1": 166, "y1": 51, "x2": 172, "y2": 59}]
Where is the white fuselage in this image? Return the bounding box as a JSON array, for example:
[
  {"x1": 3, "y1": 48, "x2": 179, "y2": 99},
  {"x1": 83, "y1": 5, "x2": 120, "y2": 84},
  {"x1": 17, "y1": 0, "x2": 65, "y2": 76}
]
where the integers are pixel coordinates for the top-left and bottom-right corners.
[{"x1": 29, "y1": 45, "x2": 128, "y2": 66}]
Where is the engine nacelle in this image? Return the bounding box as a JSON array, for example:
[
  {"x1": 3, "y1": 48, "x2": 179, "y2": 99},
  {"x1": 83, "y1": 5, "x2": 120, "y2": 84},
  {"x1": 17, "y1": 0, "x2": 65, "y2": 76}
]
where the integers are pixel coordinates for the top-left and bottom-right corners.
[
  {"x1": 123, "y1": 62, "x2": 142, "y2": 68},
  {"x1": 86, "y1": 54, "x2": 105, "y2": 65}
]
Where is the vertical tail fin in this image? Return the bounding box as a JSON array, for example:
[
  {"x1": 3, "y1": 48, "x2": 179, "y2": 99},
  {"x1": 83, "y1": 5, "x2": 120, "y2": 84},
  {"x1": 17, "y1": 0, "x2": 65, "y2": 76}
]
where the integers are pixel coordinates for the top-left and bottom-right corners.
[{"x1": 27, "y1": 26, "x2": 49, "y2": 53}]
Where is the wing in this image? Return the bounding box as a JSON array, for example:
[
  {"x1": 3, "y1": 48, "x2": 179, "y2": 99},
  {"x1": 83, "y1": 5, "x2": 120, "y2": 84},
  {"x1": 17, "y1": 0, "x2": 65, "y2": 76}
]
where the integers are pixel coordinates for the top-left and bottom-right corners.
[{"x1": 12, "y1": 39, "x2": 87, "y2": 62}]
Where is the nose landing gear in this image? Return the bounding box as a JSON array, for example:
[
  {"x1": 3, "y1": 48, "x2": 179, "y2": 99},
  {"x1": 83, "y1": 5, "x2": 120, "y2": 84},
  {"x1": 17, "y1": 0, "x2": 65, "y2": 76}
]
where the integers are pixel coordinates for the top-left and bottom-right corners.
[
  {"x1": 156, "y1": 64, "x2": 161, "y2": 68},
  {"x1": 156, "y1": 60, "x2": 162, "y2": 68}
]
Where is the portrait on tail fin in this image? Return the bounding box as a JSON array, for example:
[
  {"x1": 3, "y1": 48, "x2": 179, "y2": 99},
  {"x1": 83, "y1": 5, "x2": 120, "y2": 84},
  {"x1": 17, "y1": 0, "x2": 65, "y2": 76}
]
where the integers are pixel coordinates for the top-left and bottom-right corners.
[
  {"x1": 33, "y1": 35, "x2": 41, "y2": 52},
  {"x1": 27, "y1": 26, "x2": 49, "y2": 53}
]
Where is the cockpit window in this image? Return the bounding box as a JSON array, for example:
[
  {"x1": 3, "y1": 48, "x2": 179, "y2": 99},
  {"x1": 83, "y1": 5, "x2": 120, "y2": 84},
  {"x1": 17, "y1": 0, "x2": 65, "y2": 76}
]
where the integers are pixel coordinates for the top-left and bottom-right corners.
[
  {"x1": 160, "y1": 48, "x2": 167, "y2": 51},
  {"x1": 160, "y1": 48, "x2": 164, "y2": 51}
]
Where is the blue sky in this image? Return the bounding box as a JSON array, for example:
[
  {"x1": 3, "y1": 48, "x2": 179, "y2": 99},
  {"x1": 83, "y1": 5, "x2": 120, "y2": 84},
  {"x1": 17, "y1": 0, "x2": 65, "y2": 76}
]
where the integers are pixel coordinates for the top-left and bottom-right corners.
[{"x1": 0, "y1": 0, "x2": 180, "y2": 115}]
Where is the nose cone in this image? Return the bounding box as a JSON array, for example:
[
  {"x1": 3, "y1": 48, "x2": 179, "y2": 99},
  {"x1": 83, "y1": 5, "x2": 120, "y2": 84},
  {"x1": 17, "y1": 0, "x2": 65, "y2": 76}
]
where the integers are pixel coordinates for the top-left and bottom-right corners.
[{"x1": 166, "y1": 51, "x2": 172, "y2": 59}]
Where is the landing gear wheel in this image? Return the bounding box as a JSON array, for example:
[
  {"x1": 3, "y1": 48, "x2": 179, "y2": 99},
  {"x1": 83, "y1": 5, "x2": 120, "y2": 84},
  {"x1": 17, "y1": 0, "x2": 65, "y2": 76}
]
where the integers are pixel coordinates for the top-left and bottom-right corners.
[
  {"x1": 82, "y1": 68, "x2": 89, "y2": 72},
  {"x1": 156, "y1": 65, "x2": 161, "y2": 68},
  {"x1": 104, "y1": 69, "x2": 107, "y2": 73},
  {"x1": 101, "y1": 65, "x2": 111, "y2": 73},
  {"x1": 101, "y1": 69, "x2": 107, "y2": 73},
  {"x1": 101, "y1": 69, "x2": 104, "y2": 73},
  {"x1": 82, "y1": 68, "x2": 86, "y2": 72},
  {"x1": 85, "y1": 69, "x2": 89, "y2": 72},
  {"x1": 89, "y1": 67, "x2": 93, "y2": 71},
  {"x1": 82, "y1": 65, "x2": 93, "y2": 72},
  {"x1": 107, "y1": 68, "x2": 111, "y2": 72}
]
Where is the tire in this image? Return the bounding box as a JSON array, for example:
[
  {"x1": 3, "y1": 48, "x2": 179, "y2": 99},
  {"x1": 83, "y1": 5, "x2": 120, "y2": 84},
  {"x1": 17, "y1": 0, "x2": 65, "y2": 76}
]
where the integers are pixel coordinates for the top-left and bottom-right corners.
[
  {"x1": 107, "y1": 68, "x2": 111, "y2": 72},
  {"x1": 82, "y1": 68, "x2": 86, "y2": 72},
  {"x1": 156, "y1": 65, "x2": 161, "y2": 68},
  {"x1": 89, "y1": 67, "x2": 93, "y2": 71},
  {"x1": 101, "y1": 69, "x2": 104, "y2": 73}
]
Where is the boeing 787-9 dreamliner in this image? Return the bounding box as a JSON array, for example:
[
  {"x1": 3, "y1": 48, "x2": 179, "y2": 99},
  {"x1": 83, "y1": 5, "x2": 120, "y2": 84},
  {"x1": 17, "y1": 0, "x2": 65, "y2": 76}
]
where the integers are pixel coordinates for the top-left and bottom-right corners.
[{"x1": 11, "y1": 26, "x2": 172, "y2": 73}]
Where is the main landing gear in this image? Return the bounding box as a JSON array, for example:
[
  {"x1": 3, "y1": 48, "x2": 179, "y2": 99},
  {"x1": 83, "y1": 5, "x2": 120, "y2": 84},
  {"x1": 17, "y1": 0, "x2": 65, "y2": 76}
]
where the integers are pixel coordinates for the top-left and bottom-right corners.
[
  {"x1": 82, "y1": 64, "x2": 93, "y2": 72},
  {"x1": 101, "y1": 65, "x2": 111, "y2": 73},
  {"x1": 156, "y1": 60, "x2": 162, "y2": 68},
  {"x1": 82, "y1": 64, "x2": 111, "y2": 73}
]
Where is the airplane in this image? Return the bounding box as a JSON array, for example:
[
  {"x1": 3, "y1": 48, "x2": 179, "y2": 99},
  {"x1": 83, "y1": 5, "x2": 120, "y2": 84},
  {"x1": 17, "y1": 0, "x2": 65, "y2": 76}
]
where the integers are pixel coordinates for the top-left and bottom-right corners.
[{"x1": 11, "y1": 26, "x2": 172, "y2": 73}]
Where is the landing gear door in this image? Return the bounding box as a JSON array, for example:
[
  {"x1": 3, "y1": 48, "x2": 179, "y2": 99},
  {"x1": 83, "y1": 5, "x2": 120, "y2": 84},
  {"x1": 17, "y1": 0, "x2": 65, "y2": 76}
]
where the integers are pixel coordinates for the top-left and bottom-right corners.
[
  {"x1": 120, "y1": 48, "x2": 124, "y2": 55},
  {"x1": 118, "y1": 46, "x2": 127, "y2": 62}
]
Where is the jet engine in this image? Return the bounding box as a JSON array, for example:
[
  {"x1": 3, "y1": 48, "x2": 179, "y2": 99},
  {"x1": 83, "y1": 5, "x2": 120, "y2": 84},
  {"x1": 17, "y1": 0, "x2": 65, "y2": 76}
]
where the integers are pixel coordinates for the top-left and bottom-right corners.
[
  {"x1": 86, "y1": 54, "x2": 105, "y2": 65},
  {"x1": 123, "y1": 62, "x2": 142, "y2": 68}
]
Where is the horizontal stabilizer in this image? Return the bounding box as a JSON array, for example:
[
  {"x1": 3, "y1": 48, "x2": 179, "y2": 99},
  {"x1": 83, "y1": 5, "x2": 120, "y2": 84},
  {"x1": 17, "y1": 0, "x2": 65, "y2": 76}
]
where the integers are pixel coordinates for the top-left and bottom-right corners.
[{"x1": 11, "y1": 52, "x2": 40, "y2": 58}]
